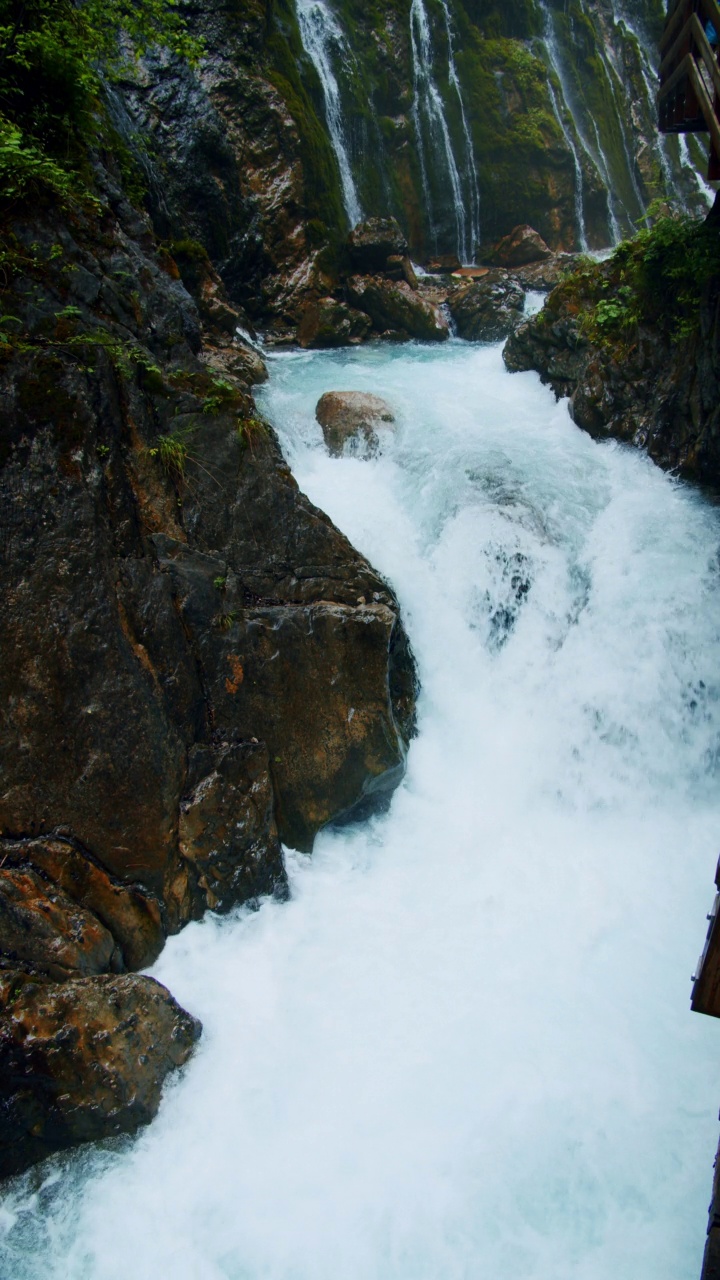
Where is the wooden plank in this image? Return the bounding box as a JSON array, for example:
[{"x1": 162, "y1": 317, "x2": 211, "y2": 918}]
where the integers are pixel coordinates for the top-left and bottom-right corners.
[
  {"x1": 661, "y1": 0, "x2": 691, "y2": 54},
  {"x1": 696, "y1": 18, "x2": 720, "y2": 98},
  {"x1": 659, "y1": 49, "x2": 698, "y2": 102},
  {"x1": 659, "y1": 14, "x2": 697, "y2": 80},
  {"x1": 688, "y1": 58, "x2": 720, "y2": 157}
]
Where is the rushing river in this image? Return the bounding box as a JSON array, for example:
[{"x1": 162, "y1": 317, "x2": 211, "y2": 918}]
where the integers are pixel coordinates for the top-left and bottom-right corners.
[{"x1": 3, "y1": 339, "x2": 720, "y2": 1278}]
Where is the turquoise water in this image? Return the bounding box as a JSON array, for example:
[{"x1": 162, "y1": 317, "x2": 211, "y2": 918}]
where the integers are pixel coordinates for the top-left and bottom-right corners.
[{"x1": 2, "y1": 339, "x2": 720, "y2": 1279}]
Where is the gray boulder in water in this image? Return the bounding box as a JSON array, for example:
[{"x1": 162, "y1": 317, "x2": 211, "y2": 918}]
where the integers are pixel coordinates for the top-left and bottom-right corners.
[{"x1": 316, "y1": 391, "x2": 396, "y2": 457}]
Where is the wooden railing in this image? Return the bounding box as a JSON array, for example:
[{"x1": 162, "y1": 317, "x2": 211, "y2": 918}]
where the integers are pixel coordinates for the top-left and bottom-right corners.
[{"x1": 659, "y1": 0, "x2": 720, "y2": 179}]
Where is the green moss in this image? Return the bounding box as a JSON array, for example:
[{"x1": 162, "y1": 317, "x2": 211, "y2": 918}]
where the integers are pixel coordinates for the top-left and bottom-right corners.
[{"x1": 553, "y1": 215, "x2": 720, "y2": 349}]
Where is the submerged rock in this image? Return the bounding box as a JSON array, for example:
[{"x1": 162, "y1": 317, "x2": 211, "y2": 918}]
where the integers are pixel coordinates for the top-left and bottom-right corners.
[
  {"x1": 297, "y1": 297, "x2": 372, "y2": 348},
  {"x1": 490, "y1": 225, "x2": 553, "y2": 268},
  {"x1": 316, "y1": 391, "x2": 396, "y2": 456},
  {"x1": 348, "y1": 217, "x2": 409, "y2": 274},
  {"x1": 0, "y1": 973, "x2": 201, "y2": 1180},
  {"x1": 448, "y1": 274, "x2": 525, "y2": 342},
  {"x1": 347, "y1": 276, "x2": 449, "y2": 342}
]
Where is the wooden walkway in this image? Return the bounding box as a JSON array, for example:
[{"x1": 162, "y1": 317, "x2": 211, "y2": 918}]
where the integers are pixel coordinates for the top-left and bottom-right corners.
[{"x1": 659, "y1": 0, "x2": 720, "y2": 180}]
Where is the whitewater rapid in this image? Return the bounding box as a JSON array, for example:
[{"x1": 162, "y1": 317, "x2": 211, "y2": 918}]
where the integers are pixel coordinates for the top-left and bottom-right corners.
[{"x1": 2, "y1": 340, "x2": 720, "y2": 1279}]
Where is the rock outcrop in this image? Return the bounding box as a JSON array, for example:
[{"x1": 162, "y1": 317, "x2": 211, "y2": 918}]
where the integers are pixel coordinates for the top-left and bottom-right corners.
[
  {"x1": 297, "y1": 297, "x2": 372, "y2": 348},
  {"x1": 0, "y1": 96, "x2": 417, "y2": 1175},
  {"x1": 503, "y1": 203, "x2": 720, "y2": 485},
  {"x1": 346, "y1": 275, "x2": 449, "y2": 342},
  {"x1": 316, "y1": 391, "x2": 396, "y2": 456},
  {"x1": 0, "y1": 972, "x2": 200, "y2": 1179},
  {"x1": 448, "y1": 273, "x2": 526, "y2": 342},
  {"x1": 487, "y1": 225, "x2": 553, "y2": 268}
]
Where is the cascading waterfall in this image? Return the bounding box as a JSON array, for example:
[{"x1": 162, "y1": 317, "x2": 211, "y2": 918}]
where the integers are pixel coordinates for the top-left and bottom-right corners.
[
  {"x1": 537, "y1": 1, "x2": 623, "y2": 245},
  {"x1": 546, "y1": 78, "x2": 589, "y2": 252},
  {"x1": 3, "y1": 336, "x2": 719, "y2": 1280},
  {"x1": 296, "y1": 0, "x2": 363, "y2": 228},
  {"x1": 679, "y1": 135, "x2": 717, "y2": 206},
  {"x1": 439, "y1": 0, "x2": 481, "y2": 257},
  {"x1": 410, "y1": 0, "x2": 473, "y2": 263}
]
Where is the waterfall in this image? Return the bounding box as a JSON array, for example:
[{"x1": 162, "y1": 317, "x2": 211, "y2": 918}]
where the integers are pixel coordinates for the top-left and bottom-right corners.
[
  {"x1": 296, "y1": 0, "x2": 363, "y2": 229},
  {"x1": 547, "y1": 78, "x2": 589, "y2": 252},
  {"x1": 679, "y1": 135, "x2": 716, "y2": 207},
  {"x1": 439, "y1": 0, "x2": 481, "y2": 257},
  {"x1": 537, "y1": 2, "x2": 623, "y2": 245},
  {"x1": 410, "y1": 0, "x2": 471, "y2": 263}
]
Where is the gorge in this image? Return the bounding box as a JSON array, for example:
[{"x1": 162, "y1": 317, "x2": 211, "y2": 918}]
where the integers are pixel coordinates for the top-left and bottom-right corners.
[{"x1": 0, "y1": 1, "x2": 719, "y2": 1277}]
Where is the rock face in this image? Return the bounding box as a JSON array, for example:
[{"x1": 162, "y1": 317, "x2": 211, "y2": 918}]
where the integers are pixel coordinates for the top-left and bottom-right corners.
[
  {"x1": 0, "y1": 80, "x2": 418, "y2": 1173},
  {"x1": 297, "y1": 297, "x2": 372, "y2": 348},
  {"x1": 347, "y1": 276, "x2": 449, "y2": 341},
  {"x1": 316, "y1": 391, "x2": 396, "y2": 456},
  {"x1": 489, "y1": 225, "x2": 553, "y2": 267},
  {"x1": 0, "y1": 973, "x2": 200, "y2": 1179},
  {"x1": 448, "y1": 274, "x2": 526, "y2": 342},
  {"x1": 503, "y1": 208, "x2": 720, "y2": 486},
  {"x1": 348, "y1": 217, "x2": 409, "y2": 273}
]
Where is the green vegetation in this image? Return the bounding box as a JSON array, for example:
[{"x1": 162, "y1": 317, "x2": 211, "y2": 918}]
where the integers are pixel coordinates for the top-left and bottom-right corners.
[
  {"x1": 549, "y1": 214, "x2": 720, "y2": 347},
  {"x1": 147, "y1": 427, "x2": 195, "y2": 479},
  {"x1": 0, "y1": 0, "x2": 201, "y2": 205}
]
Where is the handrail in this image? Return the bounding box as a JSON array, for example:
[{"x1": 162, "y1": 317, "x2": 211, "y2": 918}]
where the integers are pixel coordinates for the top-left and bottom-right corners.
[
  {"x1": 660, "y1": 0, "x2": 720, "y2": 55},
  {"x1": 659, "y1": 13, "x2": 720, "y2": 100},
  {"x1": 658, "y1": 0, "x2": 720, "y2": 179}
]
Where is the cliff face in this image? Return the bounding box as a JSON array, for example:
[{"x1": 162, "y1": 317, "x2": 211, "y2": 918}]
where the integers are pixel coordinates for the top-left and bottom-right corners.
[
  {"x1": 504, "y1": 197, "x2": 720, "y2": 487},
  {"x1": 0, "y1": 32, "x2": 417, "y2": 1172},
  {"x1": 97, "y1": 0, "x2": 713, "y2": 335}
]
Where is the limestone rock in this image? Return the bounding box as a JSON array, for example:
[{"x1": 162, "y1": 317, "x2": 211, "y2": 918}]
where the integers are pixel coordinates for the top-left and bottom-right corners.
[
  {"x1": 179, "y1": 741, "x2": 287, "y2": 914},
  {"x1": 448, "y1": 274, "x2": 525, "y2": 342},
  {"x1": 0, "y1": 868, "x2": 120, "y2": 980},
  {"x1": 385, "y1": 256, "x2": 419, "y2": 290},
  {"x1": 0, "y1": 837, "x2": 164, "y2": 973},
  {"x1": 0, "y1": 974, "x2": 201, "y2": 1179},
  {"x1": 348, "y1": 218, "x2": 409, "y2": 274},
  {"x1": 347, "y1": 276, "x2": 449, "y2": 342},
  {"x1": 297, "y1": 297, "x2": 372, "y2": 348},
  {"x1": 154, "y1": 533, "x2": 416, "y2": 852},
  {"x1": 503, "y1": 314, "x2": 590, "y2": 396},
  {"x1": 315, "y1": 391, "x2": 396, "y2": 456},
  {"x1": 491, "y1": 225, "x2": 553, "y2": 268}
]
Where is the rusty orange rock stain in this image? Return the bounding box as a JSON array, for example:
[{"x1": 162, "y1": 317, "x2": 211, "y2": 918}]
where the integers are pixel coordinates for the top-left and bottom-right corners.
[{"x1": 225, "y1": 654, "x2": 244, "y2": 695}]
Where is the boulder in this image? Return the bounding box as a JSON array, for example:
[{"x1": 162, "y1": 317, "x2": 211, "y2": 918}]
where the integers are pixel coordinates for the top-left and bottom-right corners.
[
  {"x1": 0, "y1": 973, "x2": 201, "y2": 1179},
  {"x1": 385, "y1": 256, "x2": 419, "y2": 290},
  {"x1": 347, "y1": 276, "x2": 449, "y2": 342},
  {"x1": 179, "y1": 741, "x2": 286, "y2": 915},
  {"x1": 348, "y1": 217, "x2": 409, "y2": 273},
  {"x1": 490, "y1": 225, "x2": 553, "y2": 267},
  {"x1": 426, "y1": 254, "x2": 462, "y2": 273},
  {"x1": 297, "y1": 297, "x2": 372, "y2": 348},
  {"x1": 0, "y1": 867, "x2": 120, "y2": 980},
  {"x1": 448, "y1": 273, "x2": 526, "y2": 342},
  {"x1": 315, "y1": 391, "x2": 396, "y2": 456},
  {"x1": 0, "y1": 837, "x2": 164, "y2": 973}
]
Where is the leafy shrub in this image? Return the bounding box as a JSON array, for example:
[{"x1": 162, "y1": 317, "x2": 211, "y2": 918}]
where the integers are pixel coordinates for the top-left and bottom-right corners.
[{"x1": 0, "y1": 0, "x2": 202, "y2": 205}]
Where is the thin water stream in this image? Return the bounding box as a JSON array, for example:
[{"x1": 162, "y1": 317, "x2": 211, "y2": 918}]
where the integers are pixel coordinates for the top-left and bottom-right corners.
[{"x1": 2, "y1": 339, "x2": 720, "y2": 1279}]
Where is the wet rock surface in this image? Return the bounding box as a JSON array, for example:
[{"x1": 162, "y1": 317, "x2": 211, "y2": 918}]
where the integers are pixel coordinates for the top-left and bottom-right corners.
[
  {"x1": 0, "y1": 103, "x2": 417, "y2": 1174},
  {"x1": 503, "y1": 238, "x2": 720, "y2": 486},
  {"x1": 348, "y1": 217, "x2": 409, "y2": 274},
  {"x1": 488, "y1": 224, "x2": 553, "y2": 267},
  {"x1": 297, "y1": 297, "x2": 372, "y2": 349},
  {"x1": 0, "y1": 973, "x2": 200, "y2": 1179},
  {"x1": 315, "y1": 391, "x2": 396, "y2": 456},
  {"x1": 347, "y1": 275, "x2": 449, "y2": 342},
  {"x1": 448, "y1": 273, "x2": 525, "y2": 342}
]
